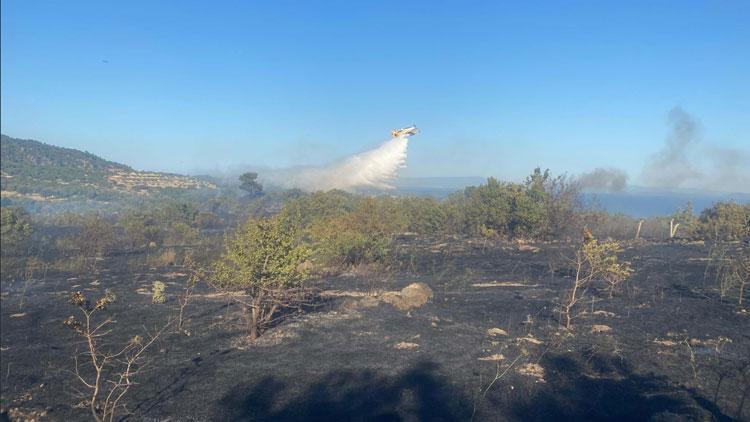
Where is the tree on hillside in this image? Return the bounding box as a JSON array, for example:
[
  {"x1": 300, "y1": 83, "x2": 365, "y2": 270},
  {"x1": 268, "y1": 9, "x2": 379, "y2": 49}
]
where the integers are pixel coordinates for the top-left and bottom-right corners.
[{"x1": 239, "y1": 172, "x2": 263, "y2": 197}]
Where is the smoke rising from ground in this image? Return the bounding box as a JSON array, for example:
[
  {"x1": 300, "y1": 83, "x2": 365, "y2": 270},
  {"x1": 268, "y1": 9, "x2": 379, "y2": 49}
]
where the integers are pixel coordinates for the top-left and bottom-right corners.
[
  {"x1": 641, "y1": 107, "x2": 702, "y2": 188},
  {"x1": 640, "y1": 107, "x2": 750, "y2": 193},
  {"x1": 263, "y1": 137, "x2": 409, "y2": 192},
  {"x1": 577, "y1": 168, "x2": 628, "y2": 192}
]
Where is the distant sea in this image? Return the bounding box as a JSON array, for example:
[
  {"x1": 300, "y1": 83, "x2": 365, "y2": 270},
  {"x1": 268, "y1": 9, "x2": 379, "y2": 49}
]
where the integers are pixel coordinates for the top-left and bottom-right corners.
[
  {"x1": 580, "y1": 190, "x2": 750, "y2": 218},
  {"x1": 393, "y1": 177, "x2": 750, "y2": 218}
]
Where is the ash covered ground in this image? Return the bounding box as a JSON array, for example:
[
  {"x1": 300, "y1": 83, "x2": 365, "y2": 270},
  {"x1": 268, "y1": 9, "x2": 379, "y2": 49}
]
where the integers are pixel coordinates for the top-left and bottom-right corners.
[{"x1": 1, "y1": 238, "x2": 749, "y2": 421}]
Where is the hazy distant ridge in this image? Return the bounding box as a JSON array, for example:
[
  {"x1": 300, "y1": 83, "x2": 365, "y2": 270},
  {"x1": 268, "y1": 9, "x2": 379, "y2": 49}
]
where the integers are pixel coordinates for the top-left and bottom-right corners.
[{"x1": 1, "y1": 134, "x2": 215, "y2": 201}]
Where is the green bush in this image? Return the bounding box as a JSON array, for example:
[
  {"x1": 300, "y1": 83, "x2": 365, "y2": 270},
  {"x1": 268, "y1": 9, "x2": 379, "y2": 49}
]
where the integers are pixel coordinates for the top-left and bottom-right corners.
[
  {"x1": 310, "y1": 197, "x2": 405, "y2": 268},
  {"x1": 398, "y1": 197, "x2": 451, "y2": 234},
  {"x1": 152, "y1": 281, "x2": 167, "y2": 303},
  {"x1": 446, "y1": 168, "x2": 576, "y2": 239},
  {"x1": 283, "y1": 190, "x2": 358, "y2": 228},
  {"x1": 700, "y1": 202, "x2": 750, "y2": 241},
  {"x1": 73, "y1": 214, "x2": 116, "y2": 258},
  {"x1": 121, "y1": 210, "x2": 165, "y2": 249},
  {"x1": 1, "y1": 206, "x2": 33, "y2": 252},
  {"x1": 212, "y1": 213, "x2": 310, "y2": 339}
]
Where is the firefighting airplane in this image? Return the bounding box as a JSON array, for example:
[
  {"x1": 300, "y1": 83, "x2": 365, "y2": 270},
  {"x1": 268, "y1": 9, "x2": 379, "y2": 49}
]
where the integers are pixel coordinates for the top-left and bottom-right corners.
[{"x1": 391, "y1": 125, "x2": 419, "y2": 138}]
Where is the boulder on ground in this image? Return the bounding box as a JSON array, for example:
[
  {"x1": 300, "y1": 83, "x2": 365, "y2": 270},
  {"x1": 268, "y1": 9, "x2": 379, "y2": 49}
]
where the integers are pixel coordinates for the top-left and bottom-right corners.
[{"x1": 383, "y1": 282, "x2": 433, "y2": 311}]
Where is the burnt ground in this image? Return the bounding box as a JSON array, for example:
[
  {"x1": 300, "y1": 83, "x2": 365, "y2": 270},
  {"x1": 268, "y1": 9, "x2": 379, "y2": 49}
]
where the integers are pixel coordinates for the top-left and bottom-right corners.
[{"x1": 1, "y1": 239, "x2": 749, "y2": 421}]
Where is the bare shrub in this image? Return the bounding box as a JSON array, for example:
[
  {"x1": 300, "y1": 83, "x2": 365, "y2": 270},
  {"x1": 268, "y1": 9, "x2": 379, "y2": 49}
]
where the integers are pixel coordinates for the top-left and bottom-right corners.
[
  {"x1": 18, "y1": 256, "x2": 47, "y2": 310},
  {"x1": 177, "y1": 254, "x2": 202, "y2": 334},
  {"x1": 706, "y1": 244, "x2": 749, "y2": 304},
  {"x1": 63, "y1": 291, "x2": 170, "y2": 422}
]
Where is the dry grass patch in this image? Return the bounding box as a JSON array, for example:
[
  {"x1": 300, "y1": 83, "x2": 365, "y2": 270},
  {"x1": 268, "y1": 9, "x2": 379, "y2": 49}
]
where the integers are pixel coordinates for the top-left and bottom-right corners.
[
  {"x1": 486, "y1": 328, "x2": 508, "y2": 337},
  {"x1": 591, "y1": 324, "x2": 612, "y2": 334},
  {"x1": 319, "y1": 289, "x2": 375, "y2": 298},
  {"x1": 478, "y1": 353, "x2": 505, "y2": 361},
  {"x1": 518, "y1": 363, "x2": 546, "y2": 382},
  {"x1": 517, "y1": 335, "x2": 543, "y2": 345},
  {"x1": 394, "y1": 342, "x2": 420, "y2": 350},
  {"x1": 472, "y1": 281, "x2": 536, "y2": 288},
  {"x1": 198, "y1": 291, "x2": 249, "y2": 299},
  {"x1": 1, "y1": 407, "x2": 49, "y2": 421},
  {"x1": 240, "y1": 329, "x2": 300, "y2": 348}
]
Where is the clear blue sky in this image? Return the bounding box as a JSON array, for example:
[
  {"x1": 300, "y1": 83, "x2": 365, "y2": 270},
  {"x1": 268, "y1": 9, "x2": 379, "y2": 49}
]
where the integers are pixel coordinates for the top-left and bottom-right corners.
[{"x1": 2, "y1": 1, "x2": 748, "y2": 185}]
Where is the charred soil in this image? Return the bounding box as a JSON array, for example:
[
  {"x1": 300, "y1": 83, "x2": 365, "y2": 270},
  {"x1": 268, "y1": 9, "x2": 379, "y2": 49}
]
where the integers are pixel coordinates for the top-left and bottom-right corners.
[{"x1": 1, "y1": 239, "x2": 749, "y2": 421}]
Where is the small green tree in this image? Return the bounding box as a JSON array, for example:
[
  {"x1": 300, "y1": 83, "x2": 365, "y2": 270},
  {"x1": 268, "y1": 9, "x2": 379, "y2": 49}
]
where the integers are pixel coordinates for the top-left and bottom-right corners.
[
  {"x1": 561, "y1": 229, "x2": 633, "y2": 329},
  {"x1": 0, "y1": 206, "x2": 33, "y2": 251},
  {"x1": 212, "y1": 213, "x2": 309, "y2": 340}
]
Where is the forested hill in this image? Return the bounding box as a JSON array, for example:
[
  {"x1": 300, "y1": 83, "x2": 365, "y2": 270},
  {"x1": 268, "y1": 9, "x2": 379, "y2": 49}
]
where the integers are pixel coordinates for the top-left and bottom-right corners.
[{"x1": 1, "y1": 134, "x2": 215, "y2": 203}]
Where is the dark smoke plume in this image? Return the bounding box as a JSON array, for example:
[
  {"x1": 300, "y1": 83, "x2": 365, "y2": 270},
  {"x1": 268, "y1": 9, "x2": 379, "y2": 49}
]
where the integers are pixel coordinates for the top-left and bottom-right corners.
[
  {"x1": 640, "y1": 107, "x2": 749, "y2": 193},
  {"x1": 641, "y1": 107, "x2": 702, "y2": 188},
  {"x1": 577, "y1": 168, "x2": 628, "y2": 192}
]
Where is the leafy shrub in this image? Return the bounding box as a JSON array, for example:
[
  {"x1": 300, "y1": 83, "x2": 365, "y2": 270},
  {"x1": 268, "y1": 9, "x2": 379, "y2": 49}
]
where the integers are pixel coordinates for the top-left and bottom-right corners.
[
  {"x1": 212, "y1": 213, "x2": 310, "y2": 339},
  {"x1": 310, "y1": 197, "x2": 405, "y2": 268},
  {"x1": 152, "y1": 281, "x2": 167, "y2": 303},
  {"x1": 0, "y1": 206, "x2": 33, "y2": 252},
  {"x1": 283, "y1": 189, "x2": 358, "y2": 228},
  {"x1": 561, "y1": 230, "x2": 633, "y2": 328},
  {"x1": 670, "y1": 202, "x2": 701, "y2": 239},
  {"x1": 700, "y1": 202, "x2": 750, "y2": 241},
  {"x1": 121, "y1": 210, "x2": 165, "y2": 249},
  {"x1": 449, "y1": 169, "x2": 574, "y2": 239},
  {"x1": 397, "y1": 197, "x2": 451, "y2": 234},
  {"x1": 120, "y1": 201, "x2": 201, "y2": 250},
  {"x1": 74, "y1": 214, "x2": 116, "y2": 257}
]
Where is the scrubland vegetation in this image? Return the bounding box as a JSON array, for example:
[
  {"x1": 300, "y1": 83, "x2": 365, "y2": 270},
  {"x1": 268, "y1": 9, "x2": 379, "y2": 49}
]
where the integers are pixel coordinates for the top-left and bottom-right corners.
[{"x1": 1, "y1": 168, "x2": 749, "y2": 420}]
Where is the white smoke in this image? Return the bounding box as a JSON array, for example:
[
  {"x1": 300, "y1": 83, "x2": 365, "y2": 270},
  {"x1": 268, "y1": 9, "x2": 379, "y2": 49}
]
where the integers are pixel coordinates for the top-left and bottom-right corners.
[{"x1": 264, "y1": 137, "x2": 409, "y2": 192}]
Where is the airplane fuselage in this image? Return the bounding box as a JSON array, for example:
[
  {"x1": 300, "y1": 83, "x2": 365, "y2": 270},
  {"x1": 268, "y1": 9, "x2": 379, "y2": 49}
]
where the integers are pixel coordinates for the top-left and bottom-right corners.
[{"x1": 391, "y1": 125, "x2": 419, "y2": 138}]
